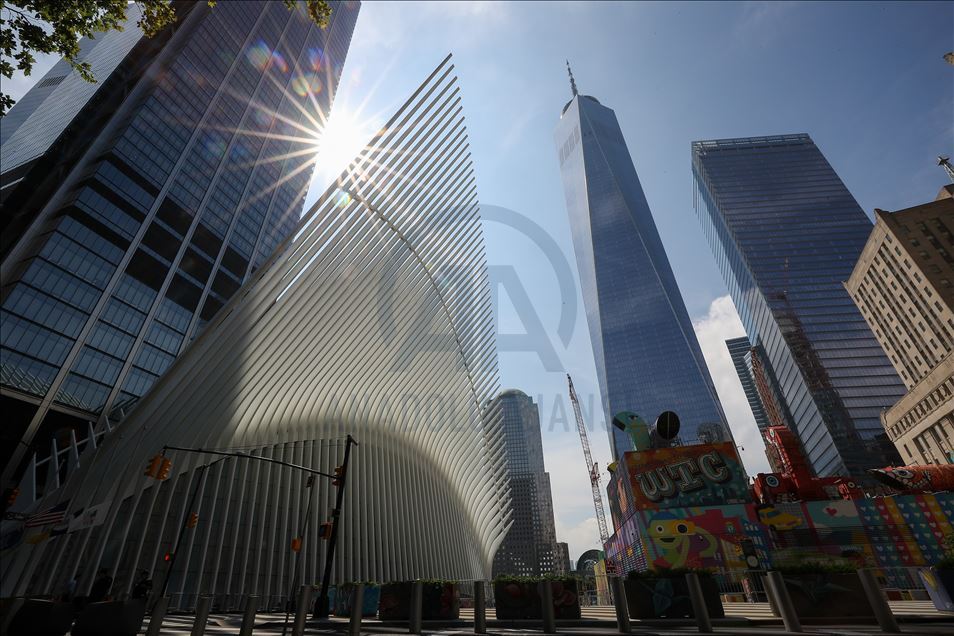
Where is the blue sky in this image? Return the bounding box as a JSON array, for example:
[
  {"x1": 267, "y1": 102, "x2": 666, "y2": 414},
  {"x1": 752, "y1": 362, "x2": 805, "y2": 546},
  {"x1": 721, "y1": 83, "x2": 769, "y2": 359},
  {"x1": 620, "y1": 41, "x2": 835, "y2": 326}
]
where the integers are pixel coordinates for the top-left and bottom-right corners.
[
  {"x1": 9, "y1": 1, "x2": 952, "y2": 562},
  {"x1": 310, "y1": 0, "x2": 951, "y2": 560}
]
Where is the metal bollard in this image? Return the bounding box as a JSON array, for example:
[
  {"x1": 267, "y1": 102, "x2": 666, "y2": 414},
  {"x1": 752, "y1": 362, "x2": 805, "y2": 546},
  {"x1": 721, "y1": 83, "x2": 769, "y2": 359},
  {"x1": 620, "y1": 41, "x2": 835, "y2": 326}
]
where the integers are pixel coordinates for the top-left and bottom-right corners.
[
  {"x1": 764, "y1": 571, "x2": 801, "y2": 633},
  {"x1": 349, "y1": 583, "x2": 364, "y2": 636},
  {"x1": 610, "y1": 576, "x2": 631, "y2": 633},
  {"x1": 146, "y1": 596, "x2": 169, "y2": 636},
  {"x1": 292, "y1": 585, "x2": 312, "y2": 636},
  {"x1": 191, "y1": 595, "x2": 212, "y2": 636},
  {"x1": 763, "y1": 576, "x2": 781, "y2": 617},
  {"x1": 408, "y1": 580, "x2": 423, "y2": 634},
  {"x1": 473, "y1": 581, "x2": 487, "y2": 634},
  {"x1": 857, "y1": 568, "x2": 900, "y2": 633},
  {"x1": 685, "y1": 573, "x2": 712, "y2": 633},
  {"x1": 540, "y1": 580, "x2": 556, "y2": 634},
  {"x1": 238, "y1": 595, "x2": 258, "y2": 636}
]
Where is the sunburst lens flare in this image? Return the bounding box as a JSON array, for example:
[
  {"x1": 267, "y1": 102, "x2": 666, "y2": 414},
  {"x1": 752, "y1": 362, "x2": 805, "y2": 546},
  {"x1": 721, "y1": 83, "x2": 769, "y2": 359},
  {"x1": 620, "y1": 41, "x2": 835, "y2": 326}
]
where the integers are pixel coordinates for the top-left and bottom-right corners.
[{"x1": 311, "y1": 107, "x2": 378, "y2": 191}]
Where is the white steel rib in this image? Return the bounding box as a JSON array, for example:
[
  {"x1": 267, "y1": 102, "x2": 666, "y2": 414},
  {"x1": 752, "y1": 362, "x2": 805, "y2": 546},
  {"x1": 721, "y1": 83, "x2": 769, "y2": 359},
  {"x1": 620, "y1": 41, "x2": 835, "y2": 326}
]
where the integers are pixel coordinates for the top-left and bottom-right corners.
[{"x1": 2, "y1": 54, "x2": 511, "y2": 609}]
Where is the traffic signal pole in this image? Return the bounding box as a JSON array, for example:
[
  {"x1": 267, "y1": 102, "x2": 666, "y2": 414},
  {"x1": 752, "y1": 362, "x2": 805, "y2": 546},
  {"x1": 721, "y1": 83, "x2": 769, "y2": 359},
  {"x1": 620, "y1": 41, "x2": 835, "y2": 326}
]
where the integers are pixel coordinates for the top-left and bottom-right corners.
[
  {"x1": 314, "y1": 434, "x2": 357, "y2": 618},
  {"x1": 156, "y1": 460, "x2": 215, "y2": 604}
]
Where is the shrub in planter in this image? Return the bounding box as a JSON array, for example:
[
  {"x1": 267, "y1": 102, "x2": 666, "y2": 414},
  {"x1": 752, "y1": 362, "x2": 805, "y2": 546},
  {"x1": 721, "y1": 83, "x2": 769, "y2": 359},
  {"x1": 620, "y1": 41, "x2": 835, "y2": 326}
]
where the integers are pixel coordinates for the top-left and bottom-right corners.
[
  {"x1": 772, "y1": 562, "x2": 873, "y2": 619},
  {"x1": 333, "y1": 582, "x2": 381, "y2": 617},
  {"x1": 71, "y1": 599, "x2": 147, "y2": 636},
  {"x1": 378, "y1": 580, "x2": 459, "y2": 620},
  {"x1": 624, "y1": 569, "x2": 724, "y2": 619},
  {"x1": 7, "y1": 598, "x2": 75, "y2": 636},
  {"x1": 492, "y1": 576, "x2": 581, "y2": 620}
]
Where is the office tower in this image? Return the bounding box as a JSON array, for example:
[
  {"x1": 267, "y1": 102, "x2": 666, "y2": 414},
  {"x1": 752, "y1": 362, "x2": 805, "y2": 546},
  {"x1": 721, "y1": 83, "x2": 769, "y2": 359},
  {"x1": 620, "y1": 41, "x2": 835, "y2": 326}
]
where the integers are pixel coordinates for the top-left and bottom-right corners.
[
  {"x1": 491, "y1": 390, "x2": 561, "y2": 577},
  {"x1": 0, "y1": 1, "x2": 360, "y2": 480},
  {"x1": 846, "y1": 195, "x2": 954, "y2": 465},
  {"x1": 725, "y1": 337, "x2": 771, "y2": 432},
  {"x1": 555, "y1": 541, "x2": 571, "y2": 575},
  {"x1": 555, "y1": 67, "x2": 729, "y2": 459},
  {"x1": 692, "y1": 134, "x2": 905, "y2": 477},
  {"x1": 4, "y1": 56, "x2": 510, "y2": 603}
]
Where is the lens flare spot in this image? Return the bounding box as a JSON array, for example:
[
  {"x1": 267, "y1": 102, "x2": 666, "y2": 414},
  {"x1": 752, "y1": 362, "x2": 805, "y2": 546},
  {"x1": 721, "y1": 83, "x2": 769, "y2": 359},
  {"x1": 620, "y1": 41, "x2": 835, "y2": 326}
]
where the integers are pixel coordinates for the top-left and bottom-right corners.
[
  {"x1": 250, "y1": 109, "x2": 271, "y2": 128},
  {"x1": 270, "y1": 50, "x2": 289, "y2": 74},
  {"x1": 204, "y1": 137, "x2": 227, "y2": 158},
  {"x1": 335, "y1": 190, "x2": 352, "y2": 207},
  {"x1": 291, "y1": 73, "x2": 323, "y2": 97},
  {"x1": 246, "y1": 40, "x2": 272, "y2": 70},
  {"x1": 308, "y1": 47, "x2": 324, "y2": 71}
]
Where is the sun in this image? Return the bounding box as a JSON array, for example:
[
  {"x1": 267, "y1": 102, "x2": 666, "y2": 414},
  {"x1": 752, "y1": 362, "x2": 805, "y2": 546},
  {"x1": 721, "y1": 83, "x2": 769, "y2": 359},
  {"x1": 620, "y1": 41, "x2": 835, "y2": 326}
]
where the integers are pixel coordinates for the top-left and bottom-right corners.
[{"x1": 311, "y1": 106, "x2": 377, "y2": 192}]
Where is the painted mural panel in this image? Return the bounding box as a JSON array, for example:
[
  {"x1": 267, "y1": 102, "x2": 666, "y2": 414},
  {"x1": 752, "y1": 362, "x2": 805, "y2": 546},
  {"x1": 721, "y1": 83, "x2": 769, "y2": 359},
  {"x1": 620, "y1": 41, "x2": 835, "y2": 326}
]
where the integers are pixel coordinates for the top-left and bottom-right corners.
[
  {"x1": 624, "y1": 442, "x2": 749, "y2": 510},
  {"x1": 639, "y1": 505, "x2": 770, "y2": 570},
  {"x1": 627, "y1": 493, "x2": 954, "y2": 574}
]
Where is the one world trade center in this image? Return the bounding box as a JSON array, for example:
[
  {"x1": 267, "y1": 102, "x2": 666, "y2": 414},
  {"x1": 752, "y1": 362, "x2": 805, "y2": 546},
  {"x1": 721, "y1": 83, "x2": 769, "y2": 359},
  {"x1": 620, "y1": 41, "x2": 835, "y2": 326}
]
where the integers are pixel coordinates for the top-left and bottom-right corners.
[{"x1": 554, "y1": 65, "x2": 729, "y2": 459}]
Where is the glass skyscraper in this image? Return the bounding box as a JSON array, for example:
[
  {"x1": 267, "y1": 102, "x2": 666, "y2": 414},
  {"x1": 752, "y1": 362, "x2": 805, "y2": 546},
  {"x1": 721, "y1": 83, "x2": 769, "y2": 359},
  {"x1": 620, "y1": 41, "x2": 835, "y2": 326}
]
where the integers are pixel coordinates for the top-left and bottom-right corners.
[
  {"x1": 555, "y1": 77, "x2": 729, "y2": 459},
  {"x1": 0, "y1": 1, "x2": 359, "y2": 479},
  {"x1": 692, "y1": 134, "x2": 904, "y2": 477},
  {"x1": 725, "y1": 336, "x2": 771, "y2": 432},
  {"x1": 491, "y1": 390, "x2": 561, "y2": 577}
]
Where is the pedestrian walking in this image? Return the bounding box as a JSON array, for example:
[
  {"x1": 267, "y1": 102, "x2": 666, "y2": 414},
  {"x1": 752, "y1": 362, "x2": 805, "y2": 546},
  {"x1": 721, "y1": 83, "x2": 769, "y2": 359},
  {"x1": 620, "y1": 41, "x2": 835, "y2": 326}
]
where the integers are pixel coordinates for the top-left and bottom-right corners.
[
  {"x1": 89, "y1": 568, "x2": 112, "y2": 603},
  {"x1": 131, "y1": 569, "x2": 152, "y2": 600}
]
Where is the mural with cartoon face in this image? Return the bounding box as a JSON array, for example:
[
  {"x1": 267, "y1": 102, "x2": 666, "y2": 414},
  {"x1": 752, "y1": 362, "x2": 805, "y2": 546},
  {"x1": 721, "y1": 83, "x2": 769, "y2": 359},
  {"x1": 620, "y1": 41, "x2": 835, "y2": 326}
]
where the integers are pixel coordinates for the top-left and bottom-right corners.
[{"x1": 645, "y1": 510, "x2": 718, "y2": 568}]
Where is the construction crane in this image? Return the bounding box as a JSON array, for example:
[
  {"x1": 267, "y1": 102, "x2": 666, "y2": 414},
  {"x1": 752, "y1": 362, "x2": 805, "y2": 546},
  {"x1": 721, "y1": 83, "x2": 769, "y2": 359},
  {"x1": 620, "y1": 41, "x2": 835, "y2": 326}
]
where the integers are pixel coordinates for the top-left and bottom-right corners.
[{"x1": 567, "y1": 374, "x2": 610, "y2": 546}]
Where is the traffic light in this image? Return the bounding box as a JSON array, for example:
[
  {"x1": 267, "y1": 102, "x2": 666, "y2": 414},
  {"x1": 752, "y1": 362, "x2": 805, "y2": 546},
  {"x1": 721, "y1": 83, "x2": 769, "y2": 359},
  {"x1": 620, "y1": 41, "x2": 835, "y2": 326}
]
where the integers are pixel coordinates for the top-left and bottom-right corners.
[
  {"x1": 157, "y1": 458, "x2": 172, "y2": 480},
  {"x1": 144, "y1": 455, "x2": 162, "y2": 478},
  {"x1": 164, "y1": 552, "x2": 173, "y2": 562},
  {"x1": 332, "y1": 466, "x2": 345, "y2": 487},
  {"x1": 186, "y1": 512, "x2": 199, "y2": 528},
  {"x1": 318, "y1": 522, "x2": 333, "y2": 539},
  {"x1": 291, "y1": 537, "x2": 302, "y2": 552}
]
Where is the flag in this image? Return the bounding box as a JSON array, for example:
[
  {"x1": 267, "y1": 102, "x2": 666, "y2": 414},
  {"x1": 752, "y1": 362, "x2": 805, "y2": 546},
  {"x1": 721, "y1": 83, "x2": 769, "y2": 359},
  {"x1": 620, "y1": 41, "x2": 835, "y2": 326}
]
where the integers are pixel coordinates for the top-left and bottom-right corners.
[
  {"x1": 25, "y1": 501, "x2": 69, "y2": 528},
  {"x1": 68, "y1": 501, "x2": 109, "y2": 532}
]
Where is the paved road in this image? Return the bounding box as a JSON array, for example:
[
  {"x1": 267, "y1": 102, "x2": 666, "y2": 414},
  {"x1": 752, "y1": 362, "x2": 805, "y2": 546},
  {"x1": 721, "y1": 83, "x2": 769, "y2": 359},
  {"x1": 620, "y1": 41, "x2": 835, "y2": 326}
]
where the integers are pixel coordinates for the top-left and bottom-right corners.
[{"x1": 140, "y1": 602, "x2": 953, "y2": 635}]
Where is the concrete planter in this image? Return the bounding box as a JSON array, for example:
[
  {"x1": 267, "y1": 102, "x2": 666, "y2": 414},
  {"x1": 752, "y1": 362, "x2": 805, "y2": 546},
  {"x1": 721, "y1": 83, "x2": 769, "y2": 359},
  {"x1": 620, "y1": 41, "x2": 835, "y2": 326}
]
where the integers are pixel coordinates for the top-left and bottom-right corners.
[
  {"x1": 919, "y1": 567, "x2": 954, "y2": 612},
  {"x1": 6, "y1": 599, "x2": 74, "y2": 636},
  {"x1": 333, "y1": 584, "x2": 381, "y2": 617},
  {"x1": 378, "y1": 582, "x2": 459, "y2": 620},
  {"x1": 492, "y1": 579, "x2": 580, "y2": 620},
  {"x1": 778, "y1": 572, "x2": 874, "y2": 619},
  {"x1": 624, "y1": 575, "x2": 724, "y2": 619},
  {"x1": 71, "y1": 599, "x2": 146, "y2": 636}
]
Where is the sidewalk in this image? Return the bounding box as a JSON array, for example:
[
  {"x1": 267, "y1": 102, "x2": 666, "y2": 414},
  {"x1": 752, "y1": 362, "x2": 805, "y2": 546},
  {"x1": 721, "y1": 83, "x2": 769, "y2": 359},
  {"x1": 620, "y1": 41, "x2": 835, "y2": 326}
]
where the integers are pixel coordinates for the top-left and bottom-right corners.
[{"x1": 142, "y1": 608, "x2": 954, "y2": 635}]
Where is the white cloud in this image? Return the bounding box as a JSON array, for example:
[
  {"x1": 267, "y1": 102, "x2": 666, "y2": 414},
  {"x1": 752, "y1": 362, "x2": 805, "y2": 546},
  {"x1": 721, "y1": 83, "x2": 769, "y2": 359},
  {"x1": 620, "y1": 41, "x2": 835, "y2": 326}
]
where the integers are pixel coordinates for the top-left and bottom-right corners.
[
  {"x1": 555, "y1": 516, "x2": 602, "y2": 566},
  {"x1": 692, "y1": 295, "x2": 771, "y2": 477},
  {"x1": 543, "y1": 438, "x2": 606, "y2": 560}
]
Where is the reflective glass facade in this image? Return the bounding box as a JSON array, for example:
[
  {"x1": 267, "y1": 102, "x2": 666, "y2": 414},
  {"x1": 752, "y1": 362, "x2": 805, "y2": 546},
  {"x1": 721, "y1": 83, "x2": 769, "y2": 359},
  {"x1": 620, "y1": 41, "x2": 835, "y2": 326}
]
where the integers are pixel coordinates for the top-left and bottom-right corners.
[
  {"x1": 0, "y1": 1, "x2": 359, "y2": 474},
  {"x1": 491, "y1": 390, "x2": 560, "y2": 577},
  {"x1": 555, "y1": 94, "x2": 729, "y2": 460},
  {"x1": 692, "y1": 134, "x2": 904, "y2": 477},
  {"x1": 725, "y1": 336, "x2": 771, "y2": 432}
]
